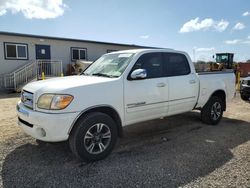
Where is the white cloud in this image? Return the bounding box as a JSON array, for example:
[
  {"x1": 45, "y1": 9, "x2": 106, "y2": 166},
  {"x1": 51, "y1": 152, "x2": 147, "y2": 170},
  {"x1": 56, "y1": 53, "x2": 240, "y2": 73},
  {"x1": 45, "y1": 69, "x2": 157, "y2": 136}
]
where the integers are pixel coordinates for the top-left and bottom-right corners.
[
  {"x1": 139, "y1": 35, "x2": 150, "y2": 39},
  {"x1": 225, "y1": 38, "x2": 250, "y2": 45},
  {"x1": 0, "y1": 0, "x2": 67, "y2": 19},
  {"x1": 196, "y1": 54, "x2": 213, "y2": 62},
  {"x1": 193, "y1": 47, "x2": 215, "y2": 62},
  {"x1": 214, "y1": 20, "x2": 229, "y2": 32},
  {"x1": 224, "y1": 39, "x2": 241, "y2": 44},
  {"x1": 0, "y1": 9, "x2": 7, "y2": 16},
  {"x1": 232, "y1": 22, "x2": 246, "y2": 30},
  {"x1": 195, "y1": 47, "x2": 215, "y2": 52},
  {"x1": 248, "y1": 35, "x2": 250, "y2": 39},
  {"x1": 242, "y1": 41, "x2": 250, "y2": 44},
  {"x1": 179, "y1": 17, "x2": 229, "y2": 33},
  {"x1": 242, "y1": 11, "x2": 250, "y2": 16}
]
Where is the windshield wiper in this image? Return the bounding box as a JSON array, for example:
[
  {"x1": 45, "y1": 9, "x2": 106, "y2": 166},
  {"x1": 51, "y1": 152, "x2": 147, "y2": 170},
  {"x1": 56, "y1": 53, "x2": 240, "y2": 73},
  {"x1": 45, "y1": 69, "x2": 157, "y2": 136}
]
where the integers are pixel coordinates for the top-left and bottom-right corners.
[
  {"x1": 81, "y1": 72, "x2": 90, "y2": 76},
  {"x1": 92, "y1": 73, "x2": 117, "y2": 78}
]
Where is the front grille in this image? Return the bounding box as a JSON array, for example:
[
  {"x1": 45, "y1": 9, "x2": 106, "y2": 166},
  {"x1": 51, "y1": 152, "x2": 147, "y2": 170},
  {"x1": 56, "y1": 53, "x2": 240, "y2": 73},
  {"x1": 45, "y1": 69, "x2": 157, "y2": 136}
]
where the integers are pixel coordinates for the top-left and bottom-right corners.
[{"x1": 21, "y1": 90, "x2": 34, "y2": 109}]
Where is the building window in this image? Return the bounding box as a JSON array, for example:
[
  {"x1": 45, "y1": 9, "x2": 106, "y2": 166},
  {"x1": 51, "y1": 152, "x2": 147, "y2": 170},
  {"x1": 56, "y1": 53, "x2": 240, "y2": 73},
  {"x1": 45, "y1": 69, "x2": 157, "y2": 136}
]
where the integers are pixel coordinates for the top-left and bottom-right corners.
[
  {"x1": 107, "y1": 49, "x2": 118, "y2": 53},
  {"x1": 71, "y1": 47, "x2": 87, "y2": 61},
  {"x1": 4, "y1": 42, "x2": 28, "y2": 60}
]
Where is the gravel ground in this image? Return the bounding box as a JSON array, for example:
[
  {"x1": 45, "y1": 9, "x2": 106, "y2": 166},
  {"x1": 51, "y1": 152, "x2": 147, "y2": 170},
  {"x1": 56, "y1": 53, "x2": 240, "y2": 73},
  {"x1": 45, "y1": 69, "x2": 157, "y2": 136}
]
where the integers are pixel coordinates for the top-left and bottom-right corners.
[{"x1": 0, "y1": 93, "x2": 250, "y2": 188}]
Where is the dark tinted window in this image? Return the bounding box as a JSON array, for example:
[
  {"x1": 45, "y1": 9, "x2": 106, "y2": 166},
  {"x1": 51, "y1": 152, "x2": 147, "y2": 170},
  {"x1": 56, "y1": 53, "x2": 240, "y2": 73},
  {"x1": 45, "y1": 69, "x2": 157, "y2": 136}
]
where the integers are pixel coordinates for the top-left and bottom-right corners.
[
  {"x1": 17, "y1": 46, "x2": 27, "y2": 58},
  {"x1": 107, "y1": 49, "x2": 117, "y2": 53},
  {"x1": 163, "y1": 53, "x2": 190, "y2": 76},
  {"x1": 6, "y1": 44, "x2": 16, "y2": 58},
  {"x1": 5, "y1": 43, "x2": 28, "y2": 59},
  {"x1": 71, "y1": 48, "x2": 87, "y2": 61},
  {"x1": 131, "y1": 53, "x2": 163, "y2": 79},
  {"x1": 80, "y1": 50, "x2": 86, "y2": 59},
  {"x1": 72, "y1": 49, "x2": 79, "y2": 60}
]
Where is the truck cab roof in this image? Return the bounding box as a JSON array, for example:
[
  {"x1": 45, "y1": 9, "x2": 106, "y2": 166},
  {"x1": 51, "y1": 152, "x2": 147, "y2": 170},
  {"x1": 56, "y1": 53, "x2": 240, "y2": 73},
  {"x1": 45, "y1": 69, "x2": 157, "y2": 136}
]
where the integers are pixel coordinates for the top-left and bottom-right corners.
[{"x1": 108, "y1": 48, "x2": 180, "y2": 55}]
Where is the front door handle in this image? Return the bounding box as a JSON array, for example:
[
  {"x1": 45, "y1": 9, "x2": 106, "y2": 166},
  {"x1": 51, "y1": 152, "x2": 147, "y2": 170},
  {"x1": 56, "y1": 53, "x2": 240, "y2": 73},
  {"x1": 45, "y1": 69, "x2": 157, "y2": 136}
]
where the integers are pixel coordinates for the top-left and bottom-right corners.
[
  {"x1": 189, "y1": 80, "x2": 196, "y2": 84},
  {"x1": 157, "y1": 83, "x2": 166, "y2": 87}
]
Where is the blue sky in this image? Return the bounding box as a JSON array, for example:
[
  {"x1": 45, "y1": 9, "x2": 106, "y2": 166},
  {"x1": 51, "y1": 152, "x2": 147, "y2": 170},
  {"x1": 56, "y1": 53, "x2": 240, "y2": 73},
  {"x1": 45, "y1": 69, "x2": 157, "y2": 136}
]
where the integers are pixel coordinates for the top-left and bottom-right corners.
[{"x1": 0, "y1": 0, "x2": 250, "y2": 61}]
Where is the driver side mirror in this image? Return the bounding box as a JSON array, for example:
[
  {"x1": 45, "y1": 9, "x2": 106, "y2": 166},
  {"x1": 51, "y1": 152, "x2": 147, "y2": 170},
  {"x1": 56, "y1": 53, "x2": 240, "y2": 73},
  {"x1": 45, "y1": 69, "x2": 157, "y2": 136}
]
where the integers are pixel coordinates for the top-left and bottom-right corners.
[{"x1": 130, "y1": 69, "x2": 147, "y2": 80}]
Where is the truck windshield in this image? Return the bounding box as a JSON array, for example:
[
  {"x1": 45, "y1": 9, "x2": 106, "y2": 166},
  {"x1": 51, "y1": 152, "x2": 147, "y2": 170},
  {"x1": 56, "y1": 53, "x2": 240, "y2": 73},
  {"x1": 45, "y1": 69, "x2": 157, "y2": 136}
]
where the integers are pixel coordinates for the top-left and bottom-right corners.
[
  {"x1": 83, "y1": 53, "x2": 134, "y2": 78},
  {"x1": 216, "y1": 55, "x2": 228, "y2": 63}
]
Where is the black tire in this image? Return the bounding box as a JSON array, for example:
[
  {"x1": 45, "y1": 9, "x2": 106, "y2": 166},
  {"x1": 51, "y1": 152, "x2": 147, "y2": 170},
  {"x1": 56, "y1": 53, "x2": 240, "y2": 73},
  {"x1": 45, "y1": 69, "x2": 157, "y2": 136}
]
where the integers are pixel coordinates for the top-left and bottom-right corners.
[
  {"x1": 36, "y1": 139, "x2": 48, "y2": 146},
  {"x1": 241, "y1": 94, "x2": 249, "y2": 101},
  {"x1": 201, "y1": 96, "x2": 223, "y2": 125},
  {"x1": 69, "y1": 112, "x2": 118, "y2": 162}
]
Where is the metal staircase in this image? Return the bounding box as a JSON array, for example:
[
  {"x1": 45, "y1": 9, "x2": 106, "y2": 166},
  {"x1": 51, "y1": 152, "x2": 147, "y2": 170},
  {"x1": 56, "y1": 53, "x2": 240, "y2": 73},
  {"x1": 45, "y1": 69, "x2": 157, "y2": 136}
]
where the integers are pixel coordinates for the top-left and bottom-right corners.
[{"x1": 0, "y1": 60, "x2": 63, "y2": 92}]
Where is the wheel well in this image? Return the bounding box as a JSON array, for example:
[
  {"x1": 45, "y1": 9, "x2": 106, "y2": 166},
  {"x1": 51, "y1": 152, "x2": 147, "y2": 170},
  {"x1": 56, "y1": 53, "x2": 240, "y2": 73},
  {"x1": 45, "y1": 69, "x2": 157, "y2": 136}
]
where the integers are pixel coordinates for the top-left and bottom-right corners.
[
  {"x1": 211, "y1": 90, "x2": 226, "y2": 111},
  {"x1": 70, "y1": 106, "x2": 123, "y2": 137}
]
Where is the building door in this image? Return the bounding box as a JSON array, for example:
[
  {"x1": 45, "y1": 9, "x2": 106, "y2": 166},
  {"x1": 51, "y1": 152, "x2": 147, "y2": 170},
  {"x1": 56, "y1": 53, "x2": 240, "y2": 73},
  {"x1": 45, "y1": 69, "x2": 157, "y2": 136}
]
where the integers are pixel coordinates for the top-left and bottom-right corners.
[
  {"x1": 36, "y1": 44, "x2": 51, "y2": 59},
  {"x1": 35, "y1": 45, "x2": 51, "y2": 78},
  {"x1": 35, "y1": 44, "x2": 51, "y2": 59}
]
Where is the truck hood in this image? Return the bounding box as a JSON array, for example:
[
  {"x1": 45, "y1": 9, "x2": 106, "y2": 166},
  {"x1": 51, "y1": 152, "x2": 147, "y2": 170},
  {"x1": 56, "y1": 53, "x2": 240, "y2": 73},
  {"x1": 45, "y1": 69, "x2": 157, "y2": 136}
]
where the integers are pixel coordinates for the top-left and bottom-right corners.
[
  {"x1": 23, "y1": 75, "x2": 115, "y2": 93},
  {"x1": 242, "y1": 76, "x2": 250, "y2": 81}
]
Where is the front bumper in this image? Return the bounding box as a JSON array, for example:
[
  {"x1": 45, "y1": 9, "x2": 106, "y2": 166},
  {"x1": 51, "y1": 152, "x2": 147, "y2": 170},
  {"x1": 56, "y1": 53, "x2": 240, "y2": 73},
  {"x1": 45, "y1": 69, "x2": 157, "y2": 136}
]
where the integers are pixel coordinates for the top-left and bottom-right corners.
[{"x1": 16, "y1": 101, "x2": 79, "y2": 142}]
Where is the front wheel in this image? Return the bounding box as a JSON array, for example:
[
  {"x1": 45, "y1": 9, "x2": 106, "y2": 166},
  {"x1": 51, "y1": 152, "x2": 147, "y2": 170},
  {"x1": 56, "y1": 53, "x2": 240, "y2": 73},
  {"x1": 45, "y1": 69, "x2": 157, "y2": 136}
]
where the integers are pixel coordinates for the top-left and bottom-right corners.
[
  {"x1": 69, "y1": 112, "x2": 118, "y2": 162},
  {"x1": 201, "y1": 96, "x2": 223, "y2": 125}
]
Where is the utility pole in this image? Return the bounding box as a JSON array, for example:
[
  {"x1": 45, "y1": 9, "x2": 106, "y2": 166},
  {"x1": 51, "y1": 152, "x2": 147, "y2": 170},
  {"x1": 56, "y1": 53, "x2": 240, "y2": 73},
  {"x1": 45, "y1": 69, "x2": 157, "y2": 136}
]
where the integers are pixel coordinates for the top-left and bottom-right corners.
[{"x1": 193, "y1": 48, "x2": 196, "y2": 63}]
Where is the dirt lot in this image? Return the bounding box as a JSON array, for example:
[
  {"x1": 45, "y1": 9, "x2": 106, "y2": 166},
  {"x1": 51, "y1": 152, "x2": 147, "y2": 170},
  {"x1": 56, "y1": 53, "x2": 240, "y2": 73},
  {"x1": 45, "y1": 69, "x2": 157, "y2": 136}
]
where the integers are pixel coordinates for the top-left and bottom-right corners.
[{"x1": 0, "y1": 93, "x2": 250, "y2": 188}]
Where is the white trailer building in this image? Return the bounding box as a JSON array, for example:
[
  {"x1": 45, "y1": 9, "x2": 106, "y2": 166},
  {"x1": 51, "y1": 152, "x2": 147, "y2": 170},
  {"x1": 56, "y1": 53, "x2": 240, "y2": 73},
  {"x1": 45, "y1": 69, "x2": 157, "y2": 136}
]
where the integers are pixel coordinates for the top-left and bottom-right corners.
[{"x1": 0, "y1": 32, "x2": 150, "y2": 91}]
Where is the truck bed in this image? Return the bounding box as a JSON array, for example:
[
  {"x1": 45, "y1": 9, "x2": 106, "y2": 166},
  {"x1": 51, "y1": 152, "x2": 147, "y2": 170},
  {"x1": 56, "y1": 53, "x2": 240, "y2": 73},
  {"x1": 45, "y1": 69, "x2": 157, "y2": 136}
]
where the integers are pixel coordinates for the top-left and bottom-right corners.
[
  {"x1": 197, "y1": 70, "x2": 234, "y2": 75},
  {"x1": 195, "y1": 71, "x2": 235, "y2": 109}
]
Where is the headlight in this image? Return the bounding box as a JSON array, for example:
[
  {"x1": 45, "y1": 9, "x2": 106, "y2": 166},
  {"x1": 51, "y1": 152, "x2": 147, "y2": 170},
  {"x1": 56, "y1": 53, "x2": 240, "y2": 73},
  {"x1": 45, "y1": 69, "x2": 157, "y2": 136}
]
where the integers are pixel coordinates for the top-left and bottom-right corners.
[
  {"x1": 242, "y1": 80, "x2": 248, "y2": 85},
  {"x1": 37, "y1": 94, "x2": 73, "y2": 110}
]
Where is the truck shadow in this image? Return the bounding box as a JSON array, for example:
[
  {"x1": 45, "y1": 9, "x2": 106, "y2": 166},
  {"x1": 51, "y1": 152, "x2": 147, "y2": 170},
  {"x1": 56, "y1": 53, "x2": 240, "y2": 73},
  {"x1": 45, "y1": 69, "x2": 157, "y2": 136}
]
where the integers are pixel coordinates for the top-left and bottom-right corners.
[{"x1": 2, "y1": 112, "x2": 250, "y2": 187}]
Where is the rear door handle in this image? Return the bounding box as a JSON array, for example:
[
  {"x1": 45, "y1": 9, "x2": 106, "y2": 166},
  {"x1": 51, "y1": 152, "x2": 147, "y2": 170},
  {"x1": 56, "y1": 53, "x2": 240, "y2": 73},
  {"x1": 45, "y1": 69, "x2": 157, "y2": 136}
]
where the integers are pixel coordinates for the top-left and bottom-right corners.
[
  {"x1": 189, "y1": 80, "x2": 196, "y2": 84},
  {"x1": 157, "y1": 83, "x2": 166, "y2": 87}
]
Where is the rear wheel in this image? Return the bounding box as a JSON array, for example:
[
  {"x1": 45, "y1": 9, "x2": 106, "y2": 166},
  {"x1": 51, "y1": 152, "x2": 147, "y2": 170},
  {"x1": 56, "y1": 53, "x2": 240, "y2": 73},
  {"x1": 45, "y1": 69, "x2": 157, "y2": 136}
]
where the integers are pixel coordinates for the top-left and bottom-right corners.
[
  {"x1": 36, "y1": 139, "x2": 48, "y2": 146},
  {"x1": 69, "y1": 112, "x2": 118, "y2": 162},
  {"x1": 201, "y1": 96, "x2": 223, "y2": 125}
]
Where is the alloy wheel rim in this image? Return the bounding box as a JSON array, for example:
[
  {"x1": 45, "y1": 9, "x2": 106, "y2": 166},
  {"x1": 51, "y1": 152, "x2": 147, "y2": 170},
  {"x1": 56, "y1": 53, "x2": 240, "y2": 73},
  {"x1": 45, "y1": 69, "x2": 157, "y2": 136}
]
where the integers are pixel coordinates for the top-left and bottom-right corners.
[
  {"x1": 84, "y1": 123, "x2": 111, "y2": 154},
  {"x1": 211, "y1": 102, "x2": 221, "y2": 121}
]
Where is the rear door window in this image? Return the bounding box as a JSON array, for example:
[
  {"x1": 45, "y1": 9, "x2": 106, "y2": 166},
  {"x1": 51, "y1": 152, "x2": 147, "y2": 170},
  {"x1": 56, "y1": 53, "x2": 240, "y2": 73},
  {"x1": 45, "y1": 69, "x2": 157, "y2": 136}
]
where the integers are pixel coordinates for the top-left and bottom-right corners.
[{"x1": 163, "y1": 53, "x2": 190, "y2": 76}]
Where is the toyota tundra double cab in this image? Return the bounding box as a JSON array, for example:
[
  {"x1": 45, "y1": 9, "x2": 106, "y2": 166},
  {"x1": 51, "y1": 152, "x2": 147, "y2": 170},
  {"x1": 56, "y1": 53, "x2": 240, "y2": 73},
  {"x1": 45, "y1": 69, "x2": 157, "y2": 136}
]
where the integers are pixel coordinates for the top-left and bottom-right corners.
[{"x1": 17, "y1": 49, "x2": 235, "y2": 161}]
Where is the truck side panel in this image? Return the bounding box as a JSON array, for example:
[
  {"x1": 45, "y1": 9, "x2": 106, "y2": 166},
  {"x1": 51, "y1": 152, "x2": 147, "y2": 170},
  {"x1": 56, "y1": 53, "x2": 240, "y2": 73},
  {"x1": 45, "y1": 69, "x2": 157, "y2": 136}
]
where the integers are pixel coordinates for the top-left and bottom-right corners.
[{"x1": 196, "y1": 72, "x2": 235, "y2": 109}]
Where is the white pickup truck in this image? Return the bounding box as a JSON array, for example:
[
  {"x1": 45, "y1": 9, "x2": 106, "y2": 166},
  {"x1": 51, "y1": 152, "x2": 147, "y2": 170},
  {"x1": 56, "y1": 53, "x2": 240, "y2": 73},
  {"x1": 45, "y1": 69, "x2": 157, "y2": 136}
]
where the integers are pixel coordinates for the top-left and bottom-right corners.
[{"x1": 17, "y1": 49, "x2": 235, "y2": 161}]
